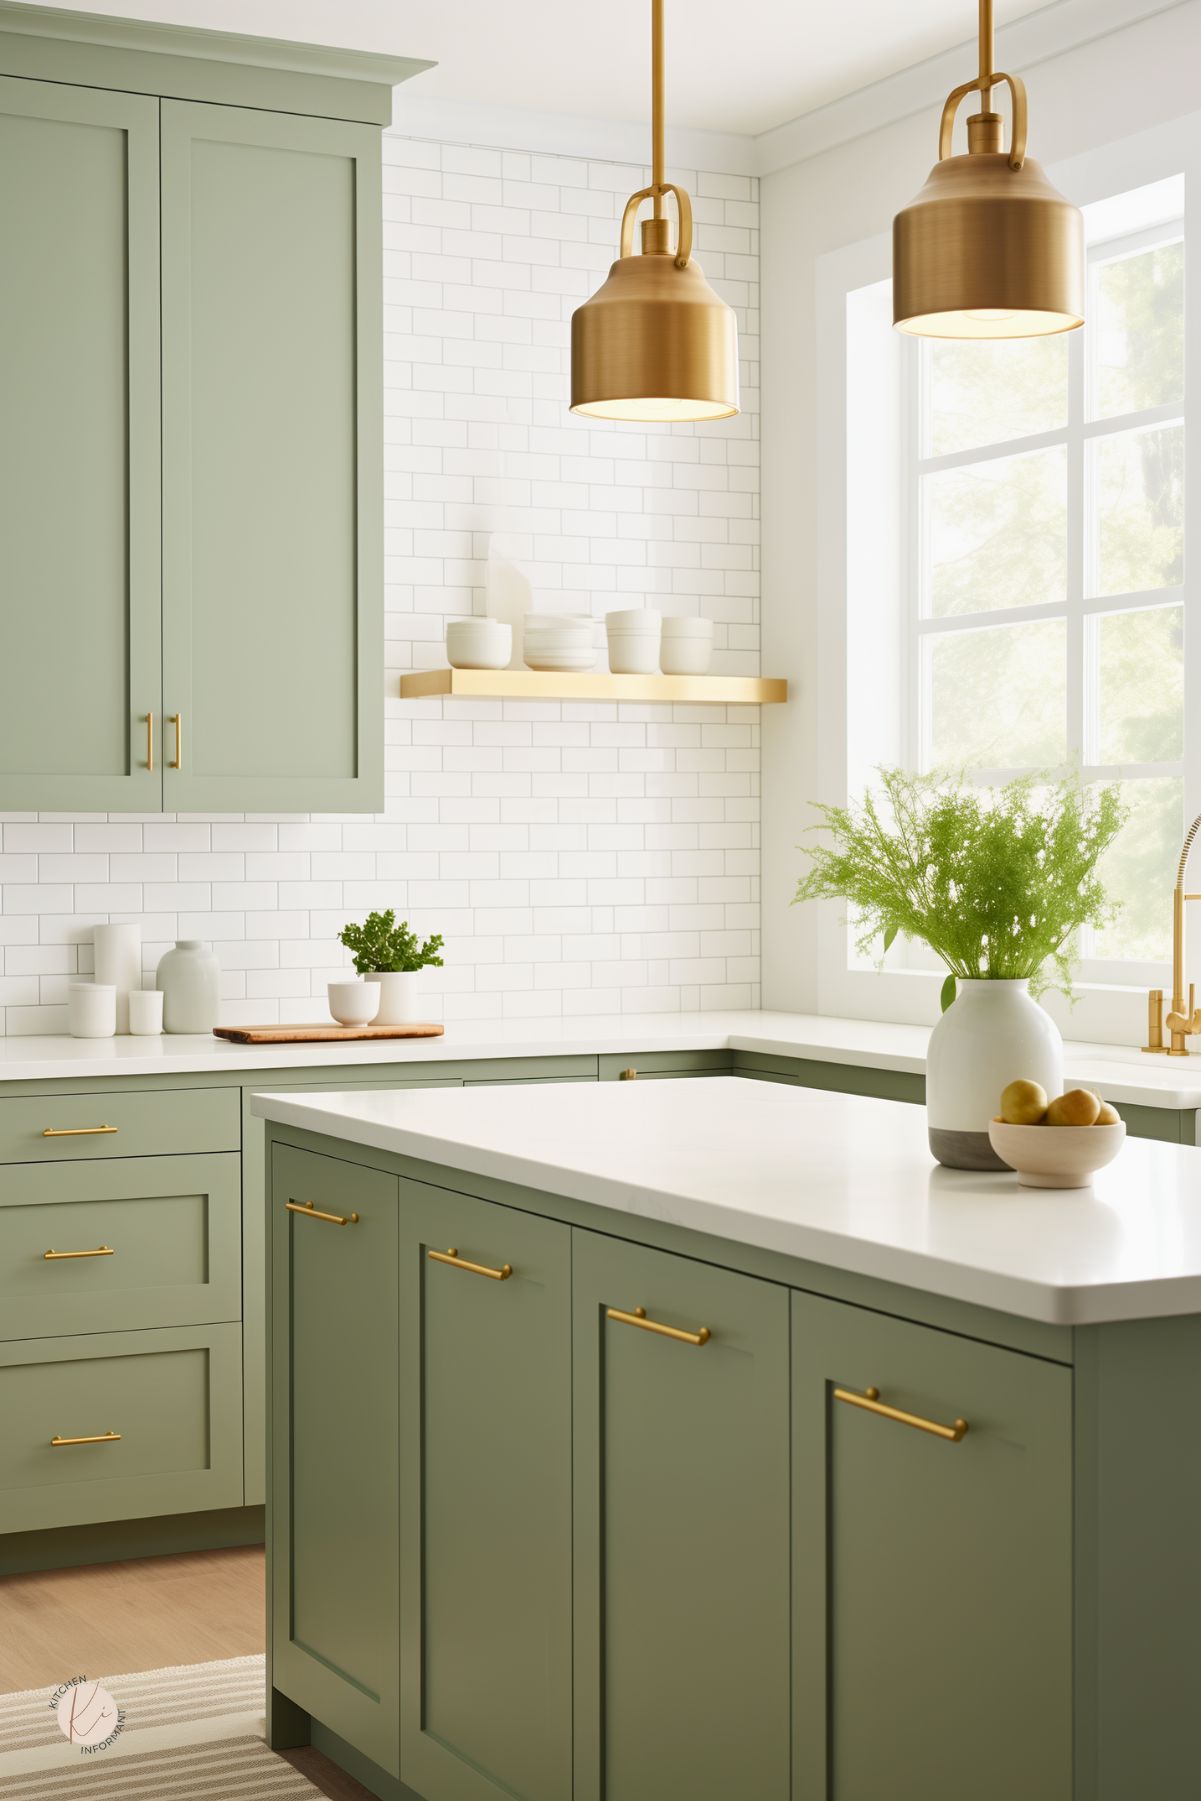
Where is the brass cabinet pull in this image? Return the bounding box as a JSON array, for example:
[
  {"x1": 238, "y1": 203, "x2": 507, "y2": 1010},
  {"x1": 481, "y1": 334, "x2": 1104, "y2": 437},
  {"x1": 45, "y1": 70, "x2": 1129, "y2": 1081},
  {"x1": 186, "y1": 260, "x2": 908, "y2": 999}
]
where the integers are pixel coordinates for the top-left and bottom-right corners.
[
  {"x1": 428, "y1": 1246, "x2": 513, "y2": 1281},
  {"x1": 286, "y1": 1199, "x2": 359, "y2": 1227},
  {"x1": 145, "y1": 712, "x2": 154, "y2": 771},
  {"x1": 834, "y1": 1384, "x2": 969, "y2": 1443},
  {"x1": 42, "y1": 1124, "x2": 118, "y2": 1139},
  {"x1": 50, "y1": 1431, "x2": 121, "y2": 1447},
  {"x1": 44, "y1": 1246, "x2": 115, "y2": 1261},
  {"x1": 606, "y1": 1304, "x2": 711, "y2": 1347},
  {"x1": 619, "y1": 1067, "x2": 638, "y2": 1081},
  {"x1": 169, "y1": 712, "x2": 183, "y2": 770}
]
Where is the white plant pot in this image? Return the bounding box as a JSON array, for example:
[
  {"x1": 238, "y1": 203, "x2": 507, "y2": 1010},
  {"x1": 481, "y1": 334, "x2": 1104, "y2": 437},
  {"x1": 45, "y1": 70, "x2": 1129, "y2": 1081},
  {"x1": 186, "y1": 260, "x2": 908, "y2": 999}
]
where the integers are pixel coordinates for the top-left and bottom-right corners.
[
  {"x1": 365, "y1": 970, "x2": 424, "y2": 1025},
  {"x1": 926, "y1": 978, "x2": 1063, "y2": 1171}
]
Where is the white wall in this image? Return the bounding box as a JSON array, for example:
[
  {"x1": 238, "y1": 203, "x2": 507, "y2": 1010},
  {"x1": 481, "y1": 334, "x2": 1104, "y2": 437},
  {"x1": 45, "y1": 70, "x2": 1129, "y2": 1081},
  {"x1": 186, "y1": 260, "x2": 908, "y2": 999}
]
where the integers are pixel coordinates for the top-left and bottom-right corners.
[
  {"x1": 759, "y1": 0, "x2": 1201, "y2": 1015},
  {"x1": 0, "y1": 132, "x2": 760, "y2": 1034}
]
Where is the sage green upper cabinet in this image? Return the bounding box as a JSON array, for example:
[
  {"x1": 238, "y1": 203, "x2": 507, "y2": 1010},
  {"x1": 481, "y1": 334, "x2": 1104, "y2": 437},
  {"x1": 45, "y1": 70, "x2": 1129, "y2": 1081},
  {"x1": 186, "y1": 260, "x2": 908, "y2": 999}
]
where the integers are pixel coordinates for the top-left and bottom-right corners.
[
  {"x1": 0, "y1": 76, "x2": 160, "y2": 810},
  {"x1": 792, "y1": 1291, "x2": 1073, "y2": 1801},
  {"x1": 400, "y1": 1181, "x2": 572, "y2": 1801},
  {"x1": 161, "y1": 102, "x2": 382, "y2": 812},
  {"x1": 572, "y1": 1231, "x2": 791, "y2": 1801}
]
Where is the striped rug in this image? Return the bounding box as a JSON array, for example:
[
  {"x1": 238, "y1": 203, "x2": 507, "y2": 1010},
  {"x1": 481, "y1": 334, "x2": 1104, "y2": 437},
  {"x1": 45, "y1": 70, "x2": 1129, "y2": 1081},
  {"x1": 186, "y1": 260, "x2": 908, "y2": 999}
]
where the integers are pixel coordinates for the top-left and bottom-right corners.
[
  {"x1": 0, "y1": 1735, "x2": 324, "y2": 1799},
  {"x1": 0, "y1": 1655, "x2": 265, "y2": 1753}
]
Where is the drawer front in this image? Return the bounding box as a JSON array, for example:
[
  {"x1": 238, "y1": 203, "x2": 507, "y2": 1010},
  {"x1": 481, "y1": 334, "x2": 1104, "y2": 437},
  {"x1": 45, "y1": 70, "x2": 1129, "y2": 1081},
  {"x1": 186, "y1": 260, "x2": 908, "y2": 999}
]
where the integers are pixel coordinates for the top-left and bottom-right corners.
[
  {"x1": 0, "y1": 1322, "x2": 243, "y2": 1534},
  {"x1": 0, "y1": 1087, "x2": 240, "y2": 1164},
  {"x1": 0, "y1": 1154, "x2": 241, "y2": 1341}
]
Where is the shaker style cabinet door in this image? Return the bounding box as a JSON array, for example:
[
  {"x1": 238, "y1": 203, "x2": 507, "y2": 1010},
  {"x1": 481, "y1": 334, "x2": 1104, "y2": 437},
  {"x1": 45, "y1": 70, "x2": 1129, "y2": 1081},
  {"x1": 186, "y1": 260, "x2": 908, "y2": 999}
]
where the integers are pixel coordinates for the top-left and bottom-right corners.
[
  {"x1": 572, "y1": 1230, "x2": 791, "y2": 1801},
  {"x1": 399, "y1": 1180, "x2": 572, "y2": 1801},
  {"x1": 0, "y1": 77, "x2": 161, "y2": 810},
  {"x1": 792, "y1": 1291, "x2": 1073, "y2": 1801},
  {"x1": 269, "y1": 1145, "x2": 399, "y2": 1778},
  {"x1": 160, "y1": 101, "x2": 383, "y2": 812}
]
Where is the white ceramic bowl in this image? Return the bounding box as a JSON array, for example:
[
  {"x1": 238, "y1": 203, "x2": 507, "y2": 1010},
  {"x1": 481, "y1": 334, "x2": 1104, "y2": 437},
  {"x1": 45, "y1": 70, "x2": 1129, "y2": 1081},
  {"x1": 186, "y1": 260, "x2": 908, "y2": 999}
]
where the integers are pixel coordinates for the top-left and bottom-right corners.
[
  {"x1": 607, "y1": 633, "x2": 660, "y2": 675},
  {"x1": 523, "y1": 617, "x2": 596, "y2": 671},
  {"x1": 987, "y1": 1117, "x2": 1126, "y2": 1189},
  {"x1": 328, "y1": 979, "x2": 382, "y2": 1027},
  {"x1": 446, "y1": 619, "x2": 512, "y2": 670},
  {"x1": 660, "y1": 617, "x2": 714, "y2": 675}
]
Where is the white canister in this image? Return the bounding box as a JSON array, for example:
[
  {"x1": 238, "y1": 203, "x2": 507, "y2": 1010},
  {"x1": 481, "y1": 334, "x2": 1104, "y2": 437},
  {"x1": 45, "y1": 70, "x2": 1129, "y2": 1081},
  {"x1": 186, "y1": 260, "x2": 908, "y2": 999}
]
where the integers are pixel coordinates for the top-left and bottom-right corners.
[
  {"x1": 68, "y1": 981, "x2": 116, "y2": 1039},
  {"x1": 94, "y1": 921, "x2": 141, "y2": 1034},
  {"x1": 156, "y1": 940, "x2": 221, "y2": 1034},
  {"x1": 926, "y1": 977, "x2": 1063, "y2": 1170},
  {"x1": 660, "y1": 616, "x2": 715, "y2": 676},
  {"x1": 365, "y1": 970, "x2": 423, "y2": 1025},
  {"x1": 606, "y1": 608, "x2": 661, "y2": 675},
  {"x1": 128, "y1": 988, "x2": 165, "y2": 1036}
]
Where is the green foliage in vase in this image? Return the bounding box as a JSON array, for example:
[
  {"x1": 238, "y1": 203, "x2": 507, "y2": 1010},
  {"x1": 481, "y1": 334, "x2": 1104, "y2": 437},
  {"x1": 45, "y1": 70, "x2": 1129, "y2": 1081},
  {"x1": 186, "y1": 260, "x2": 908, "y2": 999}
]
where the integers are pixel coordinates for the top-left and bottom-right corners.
[
  {"x1": 338, "y1": 909, "x2": 445, "y2": 975},
  {"x1": 792, "y1": 769, "x2": 1127, "y2": 1000}
]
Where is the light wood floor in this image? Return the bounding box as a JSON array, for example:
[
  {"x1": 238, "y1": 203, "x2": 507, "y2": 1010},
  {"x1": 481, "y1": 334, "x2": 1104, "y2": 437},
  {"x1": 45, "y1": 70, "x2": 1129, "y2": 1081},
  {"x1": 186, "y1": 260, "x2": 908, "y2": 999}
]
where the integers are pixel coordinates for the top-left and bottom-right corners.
[{"x1": 0, "y1": 1545, "x2": 378, "y2": 1800}]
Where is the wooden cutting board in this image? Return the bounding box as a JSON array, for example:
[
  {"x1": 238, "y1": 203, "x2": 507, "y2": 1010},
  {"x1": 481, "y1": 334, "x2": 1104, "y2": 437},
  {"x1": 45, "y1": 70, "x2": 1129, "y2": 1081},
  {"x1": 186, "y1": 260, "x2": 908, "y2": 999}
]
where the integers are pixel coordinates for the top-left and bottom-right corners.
[{"x1": 213, "y1": 1023, "x2": 445, "y2": 1045}]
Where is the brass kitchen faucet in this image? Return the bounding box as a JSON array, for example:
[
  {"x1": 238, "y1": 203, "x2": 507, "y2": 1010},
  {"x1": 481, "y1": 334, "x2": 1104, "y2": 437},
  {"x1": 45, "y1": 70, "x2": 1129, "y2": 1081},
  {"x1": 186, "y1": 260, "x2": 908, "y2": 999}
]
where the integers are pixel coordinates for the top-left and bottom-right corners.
[{"x1": 1144, "y1": 812, "x2": 1201, "y2": 1055}]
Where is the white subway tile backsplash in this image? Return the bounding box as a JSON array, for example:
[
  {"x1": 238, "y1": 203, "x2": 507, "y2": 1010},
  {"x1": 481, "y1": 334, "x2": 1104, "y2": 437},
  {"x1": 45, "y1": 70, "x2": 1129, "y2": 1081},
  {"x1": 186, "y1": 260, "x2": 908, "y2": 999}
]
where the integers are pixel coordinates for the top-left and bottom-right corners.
[{"x1": 0, "y1": 134, "x2": 758, "y2": 1034}]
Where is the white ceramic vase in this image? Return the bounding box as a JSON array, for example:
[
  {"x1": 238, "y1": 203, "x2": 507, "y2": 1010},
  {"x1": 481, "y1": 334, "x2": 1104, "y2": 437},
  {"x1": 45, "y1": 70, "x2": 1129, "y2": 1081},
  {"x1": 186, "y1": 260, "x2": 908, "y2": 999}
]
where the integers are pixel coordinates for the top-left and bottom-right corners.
[
  {"x1": 365, "y1": 970, "x2": 424, "y2": 1025},
  {"x1": 156, "y1": 940, "x2": 220, "y2": 1034},
  {"x1": 926, "y1": 978, "x2": 1062, "y2": 1170},
  {"x1": 94, "y1": 921, "x2": 141, "y2": 1034}
]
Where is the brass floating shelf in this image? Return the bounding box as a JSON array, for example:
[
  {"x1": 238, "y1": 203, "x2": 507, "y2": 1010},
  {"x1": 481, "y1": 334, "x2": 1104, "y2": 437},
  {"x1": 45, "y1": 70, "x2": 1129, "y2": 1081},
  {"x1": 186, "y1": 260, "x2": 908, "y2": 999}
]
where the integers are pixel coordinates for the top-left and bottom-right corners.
[{"x1": 399, "y1": 670, "x2": 788, "y2": 705}]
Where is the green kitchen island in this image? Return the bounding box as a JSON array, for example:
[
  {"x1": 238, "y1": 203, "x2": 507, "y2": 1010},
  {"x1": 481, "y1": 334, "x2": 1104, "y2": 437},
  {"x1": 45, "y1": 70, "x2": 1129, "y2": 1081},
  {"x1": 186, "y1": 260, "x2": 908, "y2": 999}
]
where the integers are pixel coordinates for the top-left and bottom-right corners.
[{"x1": 255, "y1": 1075, "x2": 1201, "y2": 1801}]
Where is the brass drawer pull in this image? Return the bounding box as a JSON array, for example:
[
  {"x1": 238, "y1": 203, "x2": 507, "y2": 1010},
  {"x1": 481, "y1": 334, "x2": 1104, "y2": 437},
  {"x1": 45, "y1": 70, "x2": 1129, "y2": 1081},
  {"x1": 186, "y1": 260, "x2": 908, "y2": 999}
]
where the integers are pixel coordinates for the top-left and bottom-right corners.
[
  {"x1": 607, "y1": 1304, "x2": 711, "y2": 1347},
  {"x1": 50, "y1": 1431, "x2": 121, "y2": 1448},
  {"x1": 619, "y1": 1067, "x2": 638, "y2": 1080},
  {"x1": 286, "y1": 1200, "x2": 359, "y2": 1227},
  {"x1": 169, "y1": 712, "x2": 183, "y2": 770},
  {"x1": 42, "y1": 1125, "x2": 118, "y2": 1138},
  {"x1": 834, "y1": 1385, "x2": 969, "y2": 1443},
  {"x1": 146, "y1": 711, "x2": 154, "y2": 772},
  {"x1": 428, "y1": 1246, "x2": 513, "y2": 1281},
  {"x1": 44, "y1": 1246, "x2": 115, "y2": 1261}
]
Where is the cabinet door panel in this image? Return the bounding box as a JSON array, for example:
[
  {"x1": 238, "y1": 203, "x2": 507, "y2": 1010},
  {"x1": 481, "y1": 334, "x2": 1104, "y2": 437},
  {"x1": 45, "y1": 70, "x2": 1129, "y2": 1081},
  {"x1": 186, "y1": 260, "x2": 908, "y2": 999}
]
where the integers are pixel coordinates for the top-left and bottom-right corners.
[
  {"x1": 400, "y1": 1181, "x2": 572, "y2": 1801},
  {"x1": 792, "y1": 1292, "x2": 1072, "y2": 1801},
  {"x1": 269, "y1": 1144, "x2": 399, "y2": 1776},
  {"x1": 161, "y1": 101, "x2": 381, "y2": 812},
  {"x1": 573, "y1": 1230, "x2": 790, "y2": 1801},
  {"x1": 0, "y1": 76, "x2": 160, "y2": 809}
]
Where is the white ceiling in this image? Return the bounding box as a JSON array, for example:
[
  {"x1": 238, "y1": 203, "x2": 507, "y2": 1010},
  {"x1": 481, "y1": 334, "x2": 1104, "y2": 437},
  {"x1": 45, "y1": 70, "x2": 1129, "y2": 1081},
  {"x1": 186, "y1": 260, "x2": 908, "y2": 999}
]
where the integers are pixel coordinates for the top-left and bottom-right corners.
[{"x1": 27, "y1": 0, "x2": 1055, "y2": 137}]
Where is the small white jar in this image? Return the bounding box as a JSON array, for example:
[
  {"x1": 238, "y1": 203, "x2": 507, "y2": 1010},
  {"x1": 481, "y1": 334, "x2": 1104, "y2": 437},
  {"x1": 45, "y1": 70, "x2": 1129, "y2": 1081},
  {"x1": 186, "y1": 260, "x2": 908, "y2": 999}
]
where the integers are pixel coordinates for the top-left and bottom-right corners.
[
  {"x1": 446, "y1": 618, "x2": 512, "y2": 670},
  {"x1": 68, "y1": 981, "x2": 116, "y2": 1039},
  {"x1": 127, "y1": 989, "x2": 164, "y2": 1036},
  {"x1": 606, "y1": 608, "x2": 661, "y2": 675},
  {"x1": 660, "y1": 615, "x2": 715, "y2": 675}
]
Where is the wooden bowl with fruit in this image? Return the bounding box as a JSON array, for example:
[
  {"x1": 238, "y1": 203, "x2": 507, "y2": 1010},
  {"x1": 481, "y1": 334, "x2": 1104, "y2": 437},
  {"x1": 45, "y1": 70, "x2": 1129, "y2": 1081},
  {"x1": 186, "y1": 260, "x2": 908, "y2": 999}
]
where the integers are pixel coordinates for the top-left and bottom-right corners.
[{"x1": 987, "y1": 1081, "x2": 1125, "y2": 1190}]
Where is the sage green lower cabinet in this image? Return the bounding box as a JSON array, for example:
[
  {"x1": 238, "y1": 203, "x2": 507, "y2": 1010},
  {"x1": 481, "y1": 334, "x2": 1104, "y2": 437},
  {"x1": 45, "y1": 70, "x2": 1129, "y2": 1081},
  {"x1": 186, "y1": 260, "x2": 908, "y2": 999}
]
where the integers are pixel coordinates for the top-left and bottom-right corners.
[
  {"x1": 791, "y1": 1292, "x2": 1073, "y2": 1801},
  {"x1": 0, "y1": 1322, "x2": 242, "y2": 1534},
  {"x1": 572, "y1": 1230, "x2": 791, "y2": 1801},
  {"x1": 399, "y1": 1181, "x2": 572, "y2": 1801},
  {"x1": 269, "y1": 1143, "x2": 400, "y2": 1778}
]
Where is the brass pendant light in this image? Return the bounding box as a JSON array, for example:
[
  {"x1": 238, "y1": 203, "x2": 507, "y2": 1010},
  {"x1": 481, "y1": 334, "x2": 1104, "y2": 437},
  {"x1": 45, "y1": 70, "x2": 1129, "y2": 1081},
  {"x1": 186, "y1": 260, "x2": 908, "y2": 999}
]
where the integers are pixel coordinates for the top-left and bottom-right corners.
[
  {"x1": 570, "y1": 0, "x2": 738, "y2": 420},
  {"x1": 893, "y1": 0, "x2": 1084, "y2": 339}
]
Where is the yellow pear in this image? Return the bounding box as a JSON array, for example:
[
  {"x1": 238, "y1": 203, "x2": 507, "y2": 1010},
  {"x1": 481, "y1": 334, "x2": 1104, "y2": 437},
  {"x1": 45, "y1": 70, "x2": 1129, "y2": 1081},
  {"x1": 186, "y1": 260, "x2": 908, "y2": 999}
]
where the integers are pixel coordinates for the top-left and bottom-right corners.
[
  {"x1": 1095, "y1": 1100, "x2": 1120, "y2": 1126},
  {"x1": 999, "y1": 1079, "x2": 1048, "y2": 1125},
  {"x1": 1046, "y1": 1088, "x2": 1101, "y2": 1127}
]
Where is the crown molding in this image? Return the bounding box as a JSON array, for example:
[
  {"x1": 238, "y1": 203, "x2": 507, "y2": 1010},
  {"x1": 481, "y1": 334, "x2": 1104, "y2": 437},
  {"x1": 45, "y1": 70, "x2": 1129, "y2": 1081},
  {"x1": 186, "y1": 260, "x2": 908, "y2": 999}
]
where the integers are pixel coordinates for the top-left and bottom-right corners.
[
  {"x1": 388, "y1": 92, "x2": 758, "y2": 177},
  {"x1": 754, "y1": 0, "x2": 1190, "y2": 174}
]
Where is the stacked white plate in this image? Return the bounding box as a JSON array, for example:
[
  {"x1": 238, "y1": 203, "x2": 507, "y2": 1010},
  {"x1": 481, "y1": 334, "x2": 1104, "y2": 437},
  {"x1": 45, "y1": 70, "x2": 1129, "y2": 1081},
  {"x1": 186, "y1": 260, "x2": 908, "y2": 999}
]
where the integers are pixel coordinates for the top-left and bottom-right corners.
[
  {"x1": 446, "y1": 617, "x2": 512, "y2": 670},
  {"x1": 522, "y1": 613, "x2": 597, "y2": 672}
]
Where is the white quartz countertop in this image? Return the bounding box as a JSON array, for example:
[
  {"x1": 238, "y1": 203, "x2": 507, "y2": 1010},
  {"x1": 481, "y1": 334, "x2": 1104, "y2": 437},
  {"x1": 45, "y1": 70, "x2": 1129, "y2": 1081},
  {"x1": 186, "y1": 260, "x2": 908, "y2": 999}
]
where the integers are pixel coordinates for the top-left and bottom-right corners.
[
  {"x1": 253, "y1": 1076, "x2": 1201, "y2": 1327},
  {"x1": 0, "y1": 1009, "x2": 1199, "y2": 1112}
]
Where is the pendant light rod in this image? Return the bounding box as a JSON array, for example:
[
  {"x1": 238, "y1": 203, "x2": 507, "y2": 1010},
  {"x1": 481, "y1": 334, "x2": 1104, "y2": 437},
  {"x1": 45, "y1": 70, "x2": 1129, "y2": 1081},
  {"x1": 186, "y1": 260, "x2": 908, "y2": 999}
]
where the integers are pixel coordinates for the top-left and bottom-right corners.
[
  {"x1": 978, "y1": 0, "x2": 993, "y2": 110},
  {"x1": 652, "y1": 0, "x2": 664, "y2": 220}
]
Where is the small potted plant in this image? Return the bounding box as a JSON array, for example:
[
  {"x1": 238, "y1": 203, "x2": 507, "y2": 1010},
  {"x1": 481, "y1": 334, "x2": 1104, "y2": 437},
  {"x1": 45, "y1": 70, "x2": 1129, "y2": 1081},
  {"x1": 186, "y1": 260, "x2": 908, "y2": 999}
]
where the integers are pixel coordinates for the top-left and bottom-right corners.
[
  {"x1": 338, "y1": 909, "x2": 445, "y2": 1026},
  {"x1": 792, "y1": 769, "x2": 1126, "y2": 1169}
]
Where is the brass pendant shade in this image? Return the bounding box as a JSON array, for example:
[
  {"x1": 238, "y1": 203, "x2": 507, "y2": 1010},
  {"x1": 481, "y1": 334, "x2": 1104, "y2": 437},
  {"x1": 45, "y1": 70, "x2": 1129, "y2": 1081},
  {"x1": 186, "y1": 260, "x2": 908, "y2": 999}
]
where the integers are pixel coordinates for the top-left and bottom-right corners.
[
  {"x1": 570, "y1": 0, "x2": 738, "y2": 421},
  {"x1": 893, "y1": 0, "x2": 1084, "y2": 339}
]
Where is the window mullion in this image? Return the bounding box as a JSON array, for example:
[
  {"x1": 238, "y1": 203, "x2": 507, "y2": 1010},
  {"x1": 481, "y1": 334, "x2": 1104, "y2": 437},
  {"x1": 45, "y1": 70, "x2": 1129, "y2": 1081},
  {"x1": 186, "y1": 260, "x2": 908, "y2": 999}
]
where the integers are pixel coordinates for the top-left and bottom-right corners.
[{"x1": 1067, "y1": 324, "x2": 1087, "y2": 771}]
